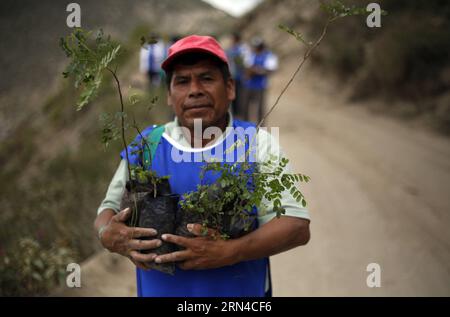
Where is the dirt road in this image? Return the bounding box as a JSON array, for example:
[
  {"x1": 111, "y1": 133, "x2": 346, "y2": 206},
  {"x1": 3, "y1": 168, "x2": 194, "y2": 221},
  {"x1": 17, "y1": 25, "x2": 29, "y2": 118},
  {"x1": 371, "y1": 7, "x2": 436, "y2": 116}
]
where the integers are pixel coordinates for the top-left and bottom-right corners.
[
  {"x1": 267, "y1": 68, "x2": 450, "y2": 296},
  {"x1": 58, "y1": 68, "x2": 450, "y2": 297}
]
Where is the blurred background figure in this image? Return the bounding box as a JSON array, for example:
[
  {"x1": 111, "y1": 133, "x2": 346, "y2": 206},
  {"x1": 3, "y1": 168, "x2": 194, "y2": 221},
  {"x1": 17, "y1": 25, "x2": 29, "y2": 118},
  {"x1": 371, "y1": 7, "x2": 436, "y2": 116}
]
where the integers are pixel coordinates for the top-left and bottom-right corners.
[
  {"x1": 226, "y1": 32, "x2": 249, "y2": 118},
  {"x1": 139, "y1": 33, "x2": 168, "y2": 89},
  {"x1": 241, "y1": 36, "x2": 278, "y2": 123}
]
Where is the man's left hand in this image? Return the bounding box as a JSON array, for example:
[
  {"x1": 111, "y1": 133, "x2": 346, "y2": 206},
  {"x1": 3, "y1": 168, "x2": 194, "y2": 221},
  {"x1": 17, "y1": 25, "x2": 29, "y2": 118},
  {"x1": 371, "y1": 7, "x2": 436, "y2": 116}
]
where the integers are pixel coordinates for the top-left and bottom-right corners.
[{"x1": 154, "y1": 224, "x2": 239, "y2": 270}]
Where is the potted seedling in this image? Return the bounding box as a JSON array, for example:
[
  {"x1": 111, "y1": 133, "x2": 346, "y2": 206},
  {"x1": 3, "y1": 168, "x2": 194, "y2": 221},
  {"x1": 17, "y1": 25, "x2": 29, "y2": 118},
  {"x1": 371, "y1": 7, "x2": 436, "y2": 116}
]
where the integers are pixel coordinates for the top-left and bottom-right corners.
[
  {"x1": 59, "y1": 0, "x2": 382, "y2": 273},
  {"x1": 177, "y1": 1, "x2": 378, "y2": 240},
  {"x1": 60, "y1": 29, "x2": 179, "y2": 274},
  {"x1": 178, "y1": 149, "x2": 310, "y2": 241}
]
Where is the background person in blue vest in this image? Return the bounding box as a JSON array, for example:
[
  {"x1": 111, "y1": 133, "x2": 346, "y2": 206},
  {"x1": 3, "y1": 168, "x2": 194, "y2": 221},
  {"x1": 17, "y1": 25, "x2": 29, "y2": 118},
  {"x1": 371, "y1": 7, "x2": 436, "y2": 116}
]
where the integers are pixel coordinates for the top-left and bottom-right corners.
[
  {"x1": 242, "y1": 37, "x2": 278, "y2": 123},
  {"x1": 139, "y1": 33, "x2": 168, "y2": 88},
  {"x1": 226, "y1": 32, "x2": 249, "y2": 118},
  {"x1": 94, "y1": 35, "x2": 310, "y2": 296}
]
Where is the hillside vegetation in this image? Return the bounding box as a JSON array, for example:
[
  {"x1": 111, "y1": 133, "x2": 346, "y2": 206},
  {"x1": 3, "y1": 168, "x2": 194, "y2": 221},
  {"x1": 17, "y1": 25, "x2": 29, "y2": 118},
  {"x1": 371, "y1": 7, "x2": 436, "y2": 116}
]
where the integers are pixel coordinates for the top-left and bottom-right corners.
[{"x1": 237, "y1": 0, "x2": 450, "y2": 133}]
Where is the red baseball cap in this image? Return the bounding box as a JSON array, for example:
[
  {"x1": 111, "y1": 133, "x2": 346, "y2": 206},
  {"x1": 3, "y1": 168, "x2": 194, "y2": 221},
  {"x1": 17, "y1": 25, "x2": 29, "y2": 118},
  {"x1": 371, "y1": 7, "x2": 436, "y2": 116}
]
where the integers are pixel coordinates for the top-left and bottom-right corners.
[{"x1": 161, "y1": 35, "x2": 229, "y2": 72}]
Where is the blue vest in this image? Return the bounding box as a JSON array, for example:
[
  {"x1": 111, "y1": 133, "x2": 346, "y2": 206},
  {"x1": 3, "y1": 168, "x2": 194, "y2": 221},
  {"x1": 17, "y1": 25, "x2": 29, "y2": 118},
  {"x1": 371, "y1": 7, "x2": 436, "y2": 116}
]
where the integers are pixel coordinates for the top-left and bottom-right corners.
[
  {"x1": 244, "y1": 51, "x2": 271, "y2": 90},
  {"x1": 227, "y1": 44, "x2": 246, "y2": 82},
  {"x1": 148, "y1": 44, "x2": 155, "y2": 73},
  {"x1": 121, "y1": 119, "x2": 271, "y2": 297}
]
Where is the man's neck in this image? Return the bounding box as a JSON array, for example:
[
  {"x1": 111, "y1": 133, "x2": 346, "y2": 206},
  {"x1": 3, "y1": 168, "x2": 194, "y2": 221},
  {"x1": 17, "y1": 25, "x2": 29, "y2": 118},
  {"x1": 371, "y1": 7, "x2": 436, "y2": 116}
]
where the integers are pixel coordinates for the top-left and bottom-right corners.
[{"x1": 185, "y1": 114, "x2": 229, "y2": 148}]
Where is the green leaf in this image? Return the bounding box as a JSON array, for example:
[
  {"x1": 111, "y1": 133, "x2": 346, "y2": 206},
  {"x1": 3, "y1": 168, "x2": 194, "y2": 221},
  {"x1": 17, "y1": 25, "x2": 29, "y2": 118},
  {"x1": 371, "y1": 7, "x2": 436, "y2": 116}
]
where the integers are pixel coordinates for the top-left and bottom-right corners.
[
  {"x1": 320, "y1": 0, "x2": 373, "y2": 21},
  {"x1": 278, "y1": 24, "x2": 310, "y2": 46},
  {"x1": 61, "y1": 28, "x2": 121, "y2": 110}
]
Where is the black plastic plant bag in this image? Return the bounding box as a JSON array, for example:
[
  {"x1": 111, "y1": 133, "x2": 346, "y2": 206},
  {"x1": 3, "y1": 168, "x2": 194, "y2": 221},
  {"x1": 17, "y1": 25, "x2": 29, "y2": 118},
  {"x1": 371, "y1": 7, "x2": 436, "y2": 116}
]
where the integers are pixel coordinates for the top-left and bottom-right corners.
[
  {"x1": 175, "y1": 209, "x2": 203, "y2": 238},
  {"x1": 120, "y1": 179, "x2": 179, "y2": 275},
  {"x1": 175, "y1": 186, "x2": 257, "y2": 243},
  {"x1": 221, "y1": 210, "x2": 257, "y2": 238}
]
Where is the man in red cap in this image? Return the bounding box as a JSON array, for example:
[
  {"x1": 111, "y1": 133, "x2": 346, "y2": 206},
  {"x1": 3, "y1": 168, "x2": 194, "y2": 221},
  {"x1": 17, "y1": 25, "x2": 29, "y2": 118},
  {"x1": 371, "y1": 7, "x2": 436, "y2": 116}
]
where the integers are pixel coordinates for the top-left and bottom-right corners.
[{"x1": 94, "y1": 35, "x2": 310, "y2": 297}]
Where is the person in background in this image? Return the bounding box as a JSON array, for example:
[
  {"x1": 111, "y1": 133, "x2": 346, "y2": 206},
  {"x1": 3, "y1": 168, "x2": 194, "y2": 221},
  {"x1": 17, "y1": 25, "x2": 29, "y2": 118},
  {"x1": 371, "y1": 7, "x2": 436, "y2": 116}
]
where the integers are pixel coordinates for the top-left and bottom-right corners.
[
  {"x1": 226, "y1": 32, "x2": 249, "y2": 118},
  {"x1": 241, "y1": 37, "x2": 278, "y2": 123},
  {"x1": 139, "y1": 33, "x2": 168, "y2": 89}
]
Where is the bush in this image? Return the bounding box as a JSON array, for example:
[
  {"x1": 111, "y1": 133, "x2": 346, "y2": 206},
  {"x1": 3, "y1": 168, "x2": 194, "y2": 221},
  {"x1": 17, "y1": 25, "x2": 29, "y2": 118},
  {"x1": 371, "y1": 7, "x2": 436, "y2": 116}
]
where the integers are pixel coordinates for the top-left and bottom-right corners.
[
  {"x1": 0, "y1": 238, "x2": 75, "y2": 296},
  {"x1": 313, "y1": 0, "x2": 450, "y2": 102}
]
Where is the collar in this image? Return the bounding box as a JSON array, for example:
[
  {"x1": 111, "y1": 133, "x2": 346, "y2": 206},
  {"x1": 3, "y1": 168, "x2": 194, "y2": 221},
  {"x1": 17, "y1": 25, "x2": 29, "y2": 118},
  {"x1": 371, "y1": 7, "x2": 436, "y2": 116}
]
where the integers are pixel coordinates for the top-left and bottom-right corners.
[{"x1": 164, "y1": 109, "x2": 234, "y2": 149}]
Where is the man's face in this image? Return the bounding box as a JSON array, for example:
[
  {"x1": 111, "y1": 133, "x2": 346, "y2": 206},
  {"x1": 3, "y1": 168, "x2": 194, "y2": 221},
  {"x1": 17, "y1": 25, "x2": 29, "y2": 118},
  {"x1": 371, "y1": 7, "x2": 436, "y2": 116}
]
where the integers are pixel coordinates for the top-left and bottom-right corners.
[{"x1": 167, "y1": 59, "x2": 235, "y2": 130}]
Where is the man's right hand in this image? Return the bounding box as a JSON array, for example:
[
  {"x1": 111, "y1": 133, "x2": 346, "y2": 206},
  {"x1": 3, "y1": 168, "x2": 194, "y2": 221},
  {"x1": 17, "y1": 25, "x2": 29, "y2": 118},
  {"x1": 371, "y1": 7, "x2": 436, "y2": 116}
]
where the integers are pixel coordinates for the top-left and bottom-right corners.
[{"x1": 99, "y1": 207, "x2": 161, "y2": 270}]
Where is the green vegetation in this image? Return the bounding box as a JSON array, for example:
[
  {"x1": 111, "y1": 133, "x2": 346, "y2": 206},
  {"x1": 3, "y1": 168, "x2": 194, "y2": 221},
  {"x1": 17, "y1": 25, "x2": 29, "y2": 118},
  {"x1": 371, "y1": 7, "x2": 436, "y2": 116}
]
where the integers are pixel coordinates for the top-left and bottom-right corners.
[
  {"x1": 0, "y1": 27, "x2": 170, "y2": 295},
  {"x1": 59, "y1": 28, "x2": 172, "y2": 228},
  {"x1": 180, "y1": 158, "x2": 309, "y2": 239},
  {"x1": 0, "y1": 238, "x2": 75, "y2": 296},
  {"x1": 180, "y1": 1, "x2": 372, "y2": 238},
  {"x1": 312, "y1": 0, "x2": 450, "y2": 132}
]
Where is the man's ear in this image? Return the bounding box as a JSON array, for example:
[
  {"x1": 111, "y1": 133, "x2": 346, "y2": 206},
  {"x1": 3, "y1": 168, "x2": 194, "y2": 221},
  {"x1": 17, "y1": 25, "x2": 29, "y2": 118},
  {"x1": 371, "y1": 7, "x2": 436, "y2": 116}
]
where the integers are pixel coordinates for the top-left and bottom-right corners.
[{"x1": 227, "y1": 78, "x2": 236, "y2": 101}]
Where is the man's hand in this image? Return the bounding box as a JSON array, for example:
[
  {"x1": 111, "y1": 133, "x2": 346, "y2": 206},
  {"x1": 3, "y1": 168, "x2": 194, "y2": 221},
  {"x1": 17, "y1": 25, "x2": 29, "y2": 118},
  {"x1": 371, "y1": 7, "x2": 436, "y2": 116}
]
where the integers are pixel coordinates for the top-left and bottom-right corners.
[
  {"x1": 154, "y1": 216, "x2": 310, "y2": 271},
  {"x1": 154, "y1": 224, "x2": 238, "y2": 270},
  {"x1": 99, "y1": 207, "x2": 161, "y2": 271}
]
